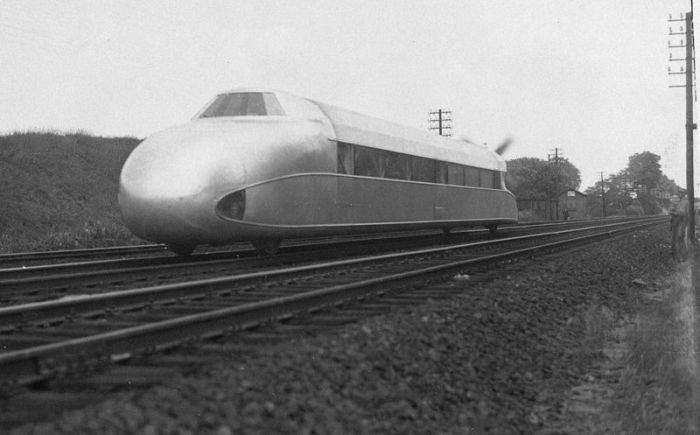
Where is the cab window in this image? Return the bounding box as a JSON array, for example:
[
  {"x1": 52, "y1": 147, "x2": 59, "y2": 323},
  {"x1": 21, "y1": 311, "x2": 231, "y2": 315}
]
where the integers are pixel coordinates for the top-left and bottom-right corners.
[{"x1": 199, "y1": 92, "x2": 286, "y2": 117}]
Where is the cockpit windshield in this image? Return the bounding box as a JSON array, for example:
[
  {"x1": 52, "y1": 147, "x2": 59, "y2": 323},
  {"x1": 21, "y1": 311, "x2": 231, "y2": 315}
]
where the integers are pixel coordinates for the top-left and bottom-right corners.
[{"x1": 198, "y1": 92, "x2": 286, "y2": 118}]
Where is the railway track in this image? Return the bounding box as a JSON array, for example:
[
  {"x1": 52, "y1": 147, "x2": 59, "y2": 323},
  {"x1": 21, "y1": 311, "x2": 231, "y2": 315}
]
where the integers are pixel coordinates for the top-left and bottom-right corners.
[
  {"x1": 0, "y1": 217, "x2": 664, "y2": 427},
  {"x1": 0, "y1": 244, "x2": 169, "y2": 268},
  {"x1": 0, "y1": 219, "x2": 659, "y2": 383},
  {"x1": 0, "y1": 217, "x2": 630, "y2": 269},
  {"x1": 0, "y1": 218, "x2": 637, "y2": 305}
]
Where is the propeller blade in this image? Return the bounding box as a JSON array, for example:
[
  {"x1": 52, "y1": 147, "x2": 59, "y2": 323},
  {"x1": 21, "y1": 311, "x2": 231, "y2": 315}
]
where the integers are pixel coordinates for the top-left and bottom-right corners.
[
  {"x1": 459, "y1": 136, "x2": 478, "y2": 145},
  {"x1": 494, "y1": 137, "x2": 513, "y2": 155}
]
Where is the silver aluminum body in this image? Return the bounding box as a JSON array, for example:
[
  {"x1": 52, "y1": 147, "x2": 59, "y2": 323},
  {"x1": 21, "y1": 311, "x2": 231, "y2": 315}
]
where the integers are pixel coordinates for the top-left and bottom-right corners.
[{"x1": 118, "y1": 89, "x2": 517, "y2": 248}]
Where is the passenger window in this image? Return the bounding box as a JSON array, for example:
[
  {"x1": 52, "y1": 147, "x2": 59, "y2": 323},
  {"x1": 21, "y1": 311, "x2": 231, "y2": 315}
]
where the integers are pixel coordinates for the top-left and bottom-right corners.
[
  {"x1": 354, "y1": 146, "x2": 386, "y2": 178},
  {"x1": 337, "y1": 142, "x2": 354, "y2": 174},
  {"x1": 436, "y1": 162, "x2": 447, "y2": 184},
  {"x1": 480, "y1": 169, "x2": 496, "y2": 188},
  {"x1": 335, "y1": 143, "x2": 496, "y2": 189},
  {"x1": 447, "y1": 164, "x2": 465, "y2": 186},
  {"x1": 385, "y1": 152, "x2": 411, "y2": 180},
  {"x1": 411, "y1": 157, "x2": 436, "y2": 183},
  {"x1": 465, "y1": 167, "x2": 480, "y2": 187}
]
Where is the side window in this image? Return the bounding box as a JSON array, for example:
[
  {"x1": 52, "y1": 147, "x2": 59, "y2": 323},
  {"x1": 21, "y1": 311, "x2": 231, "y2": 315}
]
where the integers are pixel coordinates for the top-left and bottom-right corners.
[
  {"x1": 411, "y1": 157, "x2": 436, "y2": 183},
  {"x1": 337, "y1": 142, "x2": 354, "y2": 174},
  {"x1": 335, "y1": 144, "x2": 500, "y2": 189},
  {"x1": 479, "y1": 169, "x2": 497, "y2": 188},
  {"x1": 447, "y1": 163, "x2": 465, "y2": 186},
  {"x1": 435, "y1": 162, "x2": 447, "y2": 185},
  {"x1": 465, "y1": 167, "x2": 480, "y2": 187},
  {"x1": 385, "y1": 152, "x2": 411, "y2": 180},
  {"x1": 354, "y1": 146, "x2": 386, "y2": 178},
  {"x1": 496, "y1": 171, "x2": 504, "y2": 189}
]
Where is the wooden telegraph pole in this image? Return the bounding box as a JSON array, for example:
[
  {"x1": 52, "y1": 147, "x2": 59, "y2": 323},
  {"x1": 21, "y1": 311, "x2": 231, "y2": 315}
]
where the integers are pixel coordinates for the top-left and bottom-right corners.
[
  {"x1": 428, "y1": 109, "x2": 453, "y2": 137},
  {"x1": 686, "y1": 11, "x2": 696, "y2": 242},
  {"x1": 600, "y1": 172, "x2": 607, "y2": 217},
  {"x1": 548, "y1": 148, "x2": 564, "y2": 220},
  {"x1": 669, "y1": 10, "x2": 696, "y2": 243}
]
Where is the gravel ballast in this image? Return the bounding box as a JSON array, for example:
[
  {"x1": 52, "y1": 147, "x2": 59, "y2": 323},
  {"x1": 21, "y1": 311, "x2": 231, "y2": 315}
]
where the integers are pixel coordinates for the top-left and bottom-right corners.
[{"x1": 11, "y1": 224, "x2": 681, "y2": 434}]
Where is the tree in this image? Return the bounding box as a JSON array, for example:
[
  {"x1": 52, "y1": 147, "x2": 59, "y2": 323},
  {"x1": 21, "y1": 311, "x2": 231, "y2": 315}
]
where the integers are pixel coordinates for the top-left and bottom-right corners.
[
  {"x1": 585, "y1": 171, "x2": 638, "y2": 216},
  {"x1": 506, "y1": 157, "x2": 581, "y2": 199},
  {"x1": 506, "y1": 157, "x2": 581, "y2": 219},
  {"x1": 627, "y1": 152, "x2": 662, "y2": 191},
  {"x1": 505, "y1": 157, "x2": 548, "y2": 199},
  {"x1": 584, "y1": 152, "x2": 680, "y2": 217},
  {"x1": 540, "y1": 158, "x2": 581, "y2": 200},
  {"x1": 657, "y1": 173, "x2": 682, "y2": 196},
  {"x1": 626, "y1": 152, "x2": 663, "y2": 214}
]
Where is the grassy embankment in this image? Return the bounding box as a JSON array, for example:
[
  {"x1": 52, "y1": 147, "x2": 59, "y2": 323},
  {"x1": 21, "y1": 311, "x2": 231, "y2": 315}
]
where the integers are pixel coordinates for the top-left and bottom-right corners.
[
  {"x1": 0, "y1": 131, "x2": 143, "y2": 253},
  {"x1": 575, "y1": 258, "x2": 700, "y2": 433},
  {"x1": 613, "y1": 260, "x2": 700, "y2": 433}
]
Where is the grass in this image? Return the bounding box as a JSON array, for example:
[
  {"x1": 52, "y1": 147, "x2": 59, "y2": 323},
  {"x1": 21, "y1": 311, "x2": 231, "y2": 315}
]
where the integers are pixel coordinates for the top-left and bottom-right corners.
[
  {"x1": 0, "y1": 131, "x2": 143, "y2": 253},
  {"x1": 612, "y1": 261, "x2": 700, "y2": 433},
  {"x1": 0, "y1": 221, "x2": 142, "y2": 253},
  {"x1": 581, "y1": 303, "x2": 614, "y2": 357},
  {"x1": 551, "y1": 262, "x2": 700, "y2": 433}
]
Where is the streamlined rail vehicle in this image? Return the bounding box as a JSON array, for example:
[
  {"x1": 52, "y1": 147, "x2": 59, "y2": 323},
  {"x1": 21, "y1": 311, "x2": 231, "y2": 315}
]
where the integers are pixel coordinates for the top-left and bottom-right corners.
[{"x1": 118, "y1": 89, "x2": 518, "y2": 255}]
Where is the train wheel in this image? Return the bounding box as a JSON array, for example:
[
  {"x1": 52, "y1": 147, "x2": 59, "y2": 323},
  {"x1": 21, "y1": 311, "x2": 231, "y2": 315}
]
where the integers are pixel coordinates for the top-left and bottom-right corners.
[
  {"x1": 252, "y1": 239, "x2": 281, "y2": 256},
  {"x1": 168, "y1": 244, "x2": 195, "y2": 256},
  {"x1": 487, "y1": 225, "x2": 498, "y2": 234}
]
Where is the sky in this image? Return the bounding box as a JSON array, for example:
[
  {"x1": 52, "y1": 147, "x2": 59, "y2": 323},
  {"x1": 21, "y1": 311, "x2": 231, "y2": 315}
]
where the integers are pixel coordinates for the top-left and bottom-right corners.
[{"x1": 0, "y1": 0, "x2": 695, "y2": 190}]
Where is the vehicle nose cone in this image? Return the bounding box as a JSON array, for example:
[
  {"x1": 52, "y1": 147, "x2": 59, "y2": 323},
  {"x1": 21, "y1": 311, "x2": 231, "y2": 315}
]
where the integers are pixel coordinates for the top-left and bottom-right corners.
[
  {"x1": 120, "y1": 132, "x2": 211, "y2": 199},
  {"x1": 118, "y1": 127, "x2": 244, "y2": 243}
]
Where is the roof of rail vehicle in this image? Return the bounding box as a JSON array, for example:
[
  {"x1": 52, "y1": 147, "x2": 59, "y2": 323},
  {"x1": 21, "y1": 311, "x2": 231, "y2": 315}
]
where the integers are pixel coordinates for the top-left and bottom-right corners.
[
  {"x1": 196, "y1": 89, "x2": 505, "y2": 172},
  {"x1": 311, "y1": 100, "x2": 505, "y2": 172}
]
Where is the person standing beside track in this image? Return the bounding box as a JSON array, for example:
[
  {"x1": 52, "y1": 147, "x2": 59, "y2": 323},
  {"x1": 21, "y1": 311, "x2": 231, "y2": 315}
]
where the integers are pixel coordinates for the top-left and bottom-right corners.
[{"x1": 670, "y1": 193, "x2": 689, "y2": 261}]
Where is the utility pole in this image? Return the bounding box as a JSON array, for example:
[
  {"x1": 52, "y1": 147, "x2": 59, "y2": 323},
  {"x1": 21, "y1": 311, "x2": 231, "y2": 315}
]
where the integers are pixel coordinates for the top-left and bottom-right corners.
[
  {"x1": 600, "y1": 172, "x2": 607, "y2": 217},
  {"x1": 669, "y1": 10, "x2": 696, "y2": 242},
  {"x1": 548, "y1": 148, "x2": 564, "y2": 220},
  {"x1": 428, "y1": 109, "x2": 452, "y2": 137}
]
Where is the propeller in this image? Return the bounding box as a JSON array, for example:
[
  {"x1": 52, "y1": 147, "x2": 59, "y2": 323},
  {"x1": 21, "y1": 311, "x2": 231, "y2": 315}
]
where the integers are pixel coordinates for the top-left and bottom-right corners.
[
  {"x1": 460, "y1": 136, "x2": 513, "y2": 155},
  {"x1": 459, "y1": 136, "x2": 479, "y2": 146},
  {"x1": 493, "y1": 137, "x2": 513, "y2": 155}
]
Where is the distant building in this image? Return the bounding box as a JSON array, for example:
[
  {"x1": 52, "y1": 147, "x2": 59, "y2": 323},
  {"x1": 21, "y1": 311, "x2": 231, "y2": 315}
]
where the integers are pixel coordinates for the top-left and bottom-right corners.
[
  {"x1": 561, "y1": 189, "x2": 587, "y2": 220},
  {"x1": 516, "y1": 189, "x2": 587, "y2": 221},
  {"x1": 649, "y1": 188, "x2": 671, "y2": 200}
]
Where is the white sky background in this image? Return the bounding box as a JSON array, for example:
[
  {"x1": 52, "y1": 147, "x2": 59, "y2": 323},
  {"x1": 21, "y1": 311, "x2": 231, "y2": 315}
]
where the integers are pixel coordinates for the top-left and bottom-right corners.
[{"x1": 0, "y1": 0, "x2": 694, "y2": 189}]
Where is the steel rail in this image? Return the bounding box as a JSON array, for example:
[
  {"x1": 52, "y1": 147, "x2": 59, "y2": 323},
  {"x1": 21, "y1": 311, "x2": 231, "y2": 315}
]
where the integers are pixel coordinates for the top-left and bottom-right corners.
[
  {"x1": 0, "y1": 218, "x2": 662, "y2": 385},
  {"x1": 0, "y1": 217, "x2": 638, "y2": 276},
  {"x1": 0, "y1": 217, "x2": 664, "y2": 328},
  {"x1": 0, "y1": 248, "x2": 253, "y2": 282},
  {"x1": 0, "y1": 217, "x2": 648, "y2": 288},
  {"x1": 0, "y1": 244, "x2": 167, "y2": 263}
]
